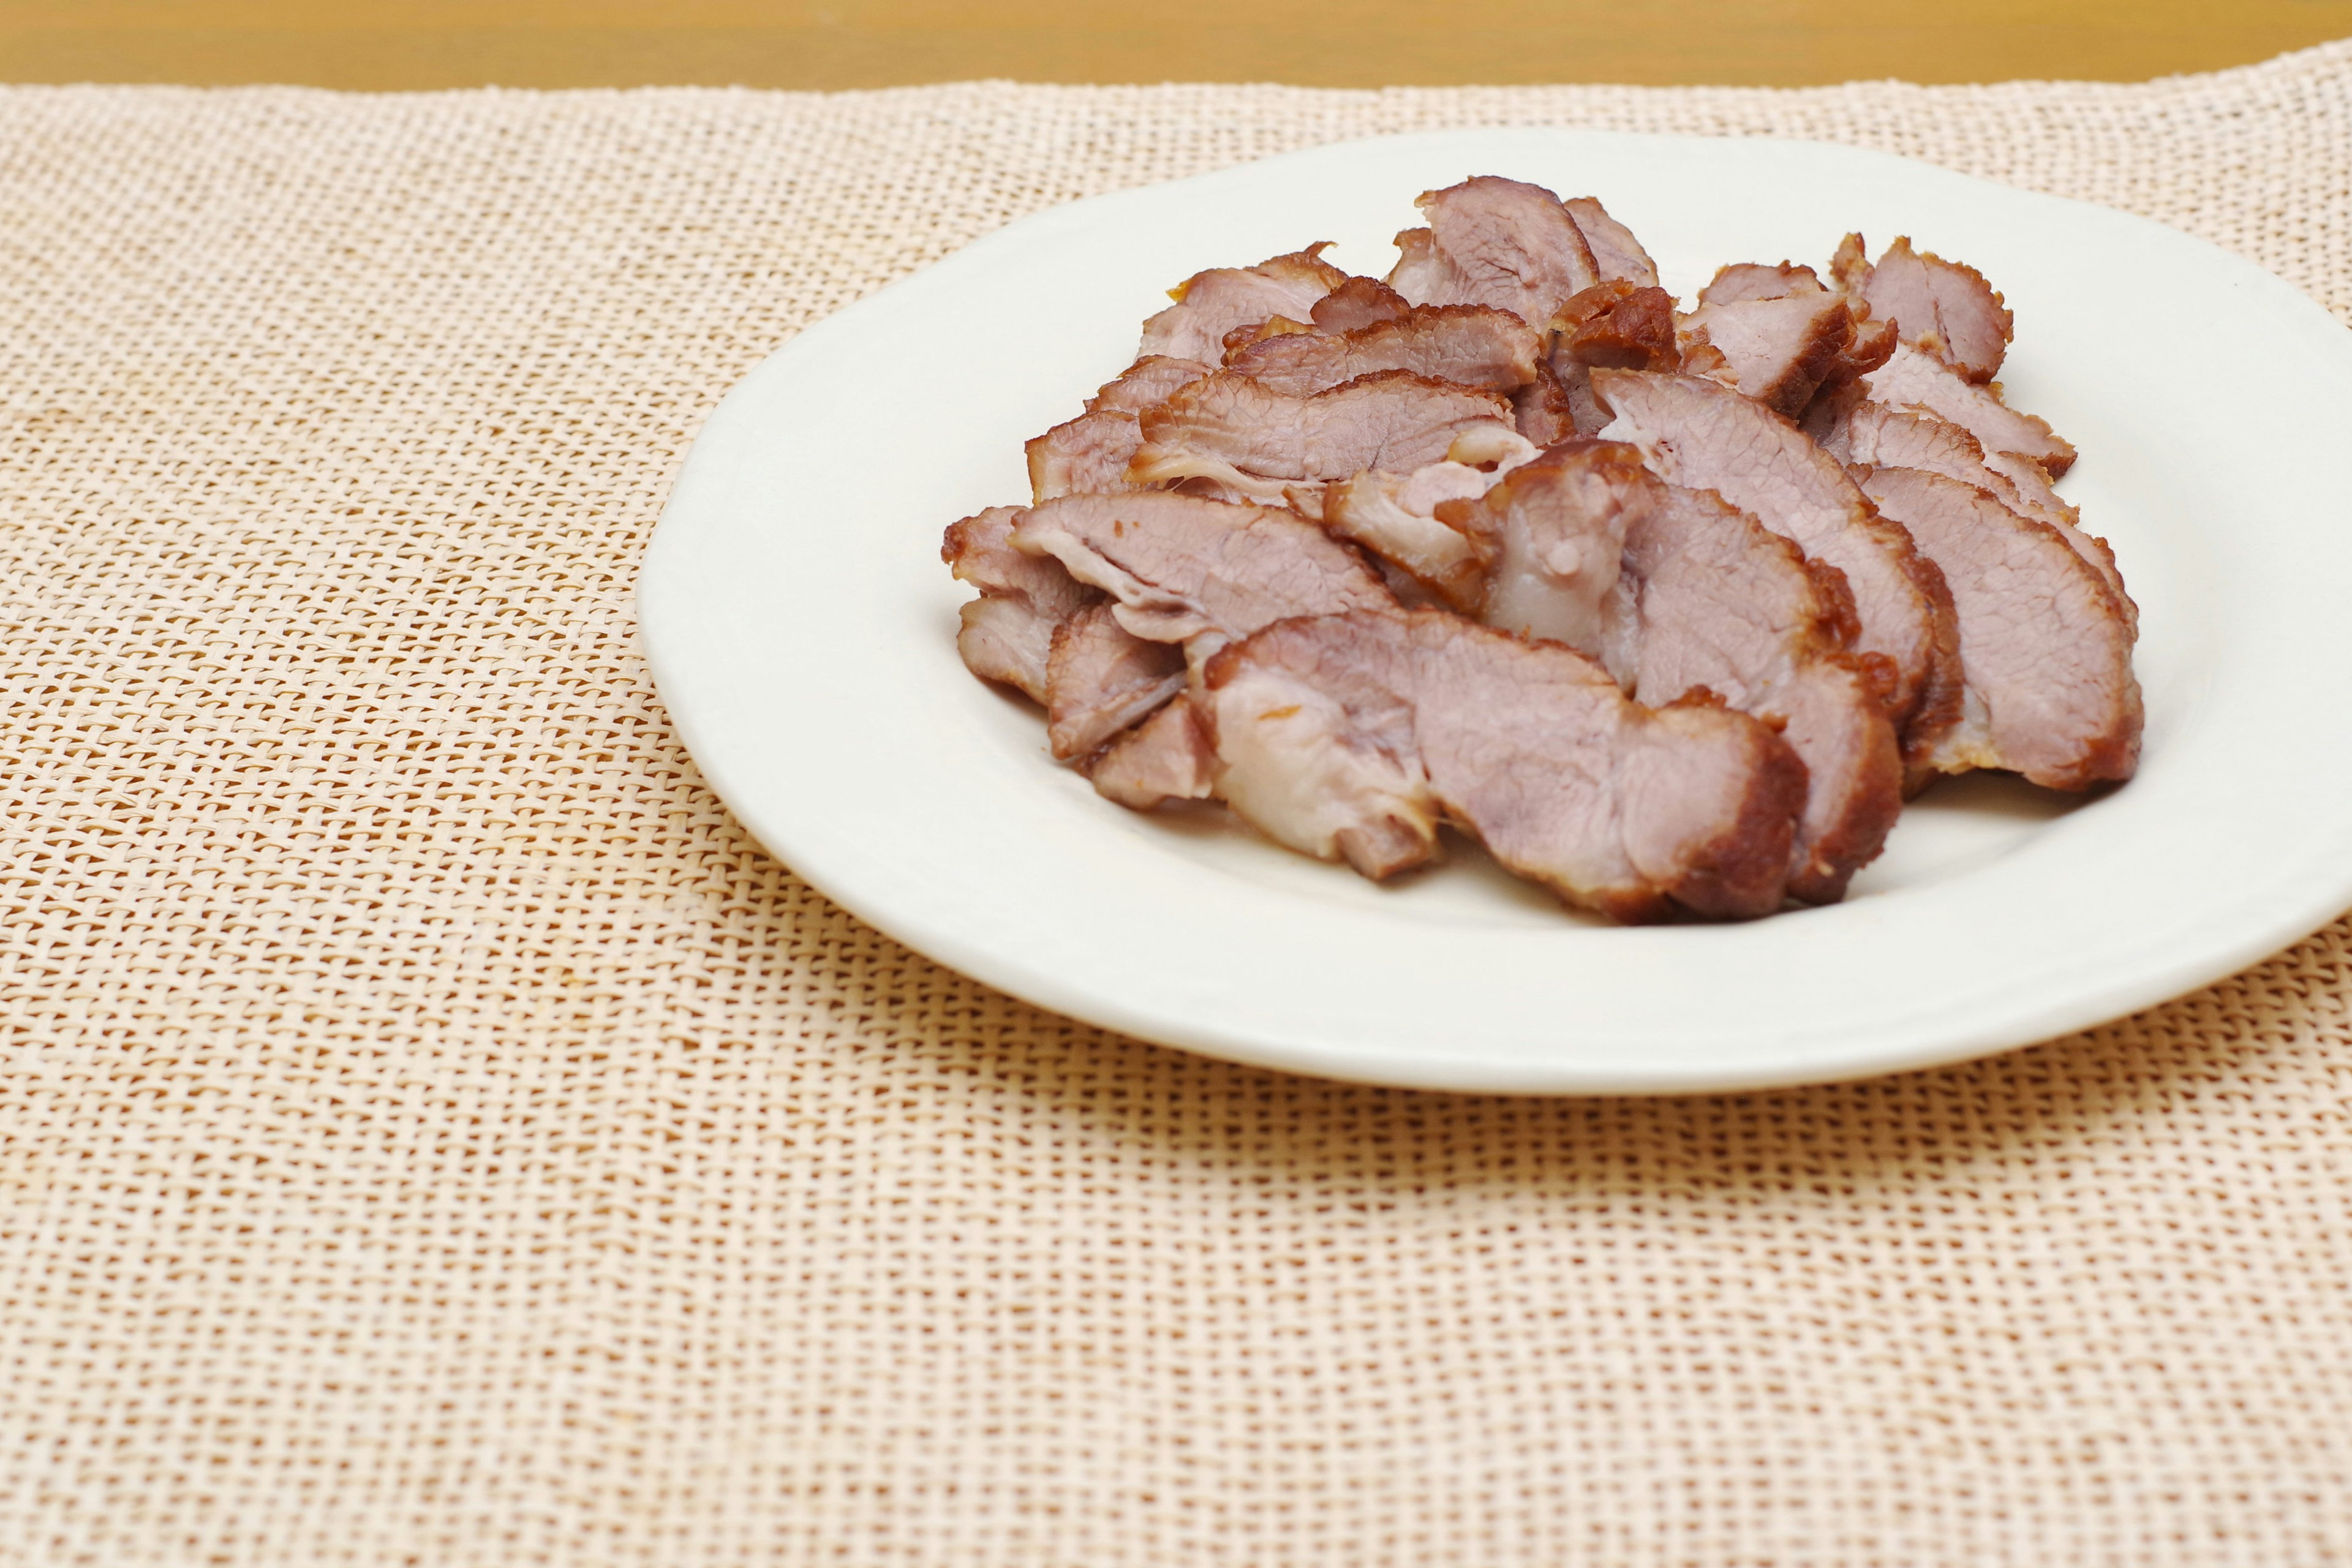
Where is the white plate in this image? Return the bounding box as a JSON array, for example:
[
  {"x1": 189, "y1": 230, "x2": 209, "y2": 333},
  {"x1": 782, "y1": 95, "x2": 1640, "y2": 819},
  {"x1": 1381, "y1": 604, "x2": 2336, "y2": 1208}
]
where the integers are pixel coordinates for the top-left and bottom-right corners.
[{"x1": 639, "y1": 129, "x2": 2352, "y2": 1094}]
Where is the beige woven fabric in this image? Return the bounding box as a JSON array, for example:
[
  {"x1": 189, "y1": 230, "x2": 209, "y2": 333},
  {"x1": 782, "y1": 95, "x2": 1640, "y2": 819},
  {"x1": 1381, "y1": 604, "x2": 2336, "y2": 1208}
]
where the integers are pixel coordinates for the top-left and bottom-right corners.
[{"x1": 5, "y1": 43, "x2": 2352, "y2": 1567}]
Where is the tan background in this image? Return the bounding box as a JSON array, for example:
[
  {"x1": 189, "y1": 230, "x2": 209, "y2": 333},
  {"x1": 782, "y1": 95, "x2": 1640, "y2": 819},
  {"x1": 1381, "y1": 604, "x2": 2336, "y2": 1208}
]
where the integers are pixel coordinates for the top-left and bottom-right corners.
[
  {"x1": 6, "y1": 9, "x2": 2352, "y2": 1563},
  {"x1": 4, "y1": 0, "x2": 2352, "y2": 89}
]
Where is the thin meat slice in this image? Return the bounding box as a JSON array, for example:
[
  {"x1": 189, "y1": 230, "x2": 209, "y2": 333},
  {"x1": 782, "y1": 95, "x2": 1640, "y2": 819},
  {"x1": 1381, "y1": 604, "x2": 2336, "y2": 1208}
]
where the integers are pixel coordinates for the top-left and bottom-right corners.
[
  {"x1": 1204, "y1": 609, "x2": 1806, "y2": 921},
  {"x1": 1854, "y1": 466, "x2": 2140, "y2": 790},
  {"x1": 1087, "y1": 355, "x2": 1215, "y2": 413},
  {"x1": 1860, "y1": 342, "x2": 2075, "y2": 476},
  {"x1": 1139, "y1": 246, "x2": 1348, "y2": 363},
  {"x1": 1682, "y1": 258, "x2": 1891, "y2": 415},
  {"x1": 1679, "y1": 290, "x2": 1859, "y2": 417},
  {"x1": 1793, "y1": 315, "x2": 1899, "y2": 428},
  {"x1": 943, "y1": 505, "x2": 1099, "y2": 701},
  {"x1": 1443, "y1": 442, "x2": 1901, "y2": 903},
  {"x1": 1027, "y1": 409, "x2": 1149, "y2": 500},
  {"x1": 1387, "y1": 177, "x2": 1602, "y2": 327},
  {"x1": 1321, "y1": 426, "x2": 1542, "y2": 609},
  {"x1": 1011, "y1": 491, "x2": 1396, "y2": 659},
  {"x1": 1088, "y1": 694, "x2": 1219, "y2": 809},
  {"x1": 1699, "y1": 262, "x2": 1828, "y2": 306},
  {"x1": 1224, "y1": 304, "x2": 1541, "y2": 394},
  {"x1": 1512, "y1": 361, "x2": 1577, "y2": 447},
  {"x1": 1623, "y1": 484, "x2": 1901, "y2": 903},
  {"x1": 1818, "y1": 396, "x2": 2034, "y2": 507},
  {"x1": 1044, "y1": 601, "x2": 1188, "y2": 761},
  {"x1": 1128, "y1": 370, "x2": 1516, "y2": 510},
  {"x1": 1831, "y1": 234, "x2": 2013, "y2": 383},
  {"x1": 1555, "y1": 282, "x2": 1681, "y2": 367},
  {"x1": 1563, "y1": 196, "x2": 1659, "y2": 287},
  {"x1": 1310, "y1": 276, "x2": 1411, "y2": 334},
  {"x1": 1821, "y1": 400, "x2": 2131, "y2": 625},
  {"x1": 1221, "y1": 316, "x2": 1315, "y2": 357},
  {"x1": 1981, "y1": 448, "x2": 2078, "y2": 526},
  {"x1": 1592, "y1": 369, "x2": 1964, "y2": 759},
  {"x1": 1030, "y1": 356, "x2": 1218, "y2": 500},
  {"x1": 1548, "y1": 282, "x2": 1681, "y2": 436}
]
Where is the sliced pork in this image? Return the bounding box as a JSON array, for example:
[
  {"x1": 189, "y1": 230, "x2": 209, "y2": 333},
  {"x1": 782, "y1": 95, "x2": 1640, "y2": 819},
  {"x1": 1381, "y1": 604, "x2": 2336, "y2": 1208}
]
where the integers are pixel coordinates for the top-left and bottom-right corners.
[
  {"x1": 1854, "y1": 466, "x2": 2140, "y2": 790},
  {"x1": 1512, "y1": 362, "x2": 1577, "y2": 447},
  {"x1": 1980, "y1": 448, "x2": 2078, "y2": 527},
  {"x1": 1088, "y1": 694, "x2": 1218, "y2": 809},
  {"x1": 1621, "y1": 484, "x2": 1901, "y2": 902},
  {"x1": 1138, "y1": 247, "x2": 1348, "y2": 363},
  {"x1": 1563, "y1": 196, "x2": 1660, "y2": 287},
  {"x1": 1820, "y1": 400, "x2": 2130, "y2": 624},
  {"x1": 944, "y1": 173, "x2": 2141, "y2": 927},
  {"x1": 1224, "y1": 304, "x2": 1541, "y2": 395},
  {"x1": 943, "y1": 505, "x2": 1098, "y2": 701},
  {"x1": 1205, "y1": 609, "x2": 1806, "y2": 921},
  {"x1": 1387, "y1": 177, "x2": 1602, "y2": 327},
  {"x1": 1310, "y1": 275, "x2": 1412, "y2": 334},
  {"x1": 1044, "y1": 602, "x2": 1188, "y2": 761},
  {"x1": 1549, "y1": 282, "x2": 1681, "y2": 436},
  {"x1": 1128, "y1": 371, "x2": 1517, "y2": 510},
  {"x1": 1591, "y1": 369, "x2": 1964, "y2": 758},
  {"x1": 1699, "y1": 262, "x2": 1826, "y2": 306},
  {"x1": 1555, "y1": 282, "x2": 1680, "y2": 367},
  {"x1": 1831, "y1": 234, "x2": 2012, "y2": 383},
  {"x1": 1860, "y1": 342, "x2": 2075, "y2": 476},
  {"x1": 1679, "y1": 290, "x2": 1860, "y2": 418},
  {"x1": 1087, "y1": 355, "x2": 1215, "y2": 413},
  {"x1": 1320, "y1": 425, "x2": 1542, "y2": 609},
  {"x1": 1027, "y1": 410, "x2": 1149, "y2": 501},
  {"x1": 1030, "y1": 356, "x2": 1216, "y2": 500},
  {"x1": 1011, "y1": 491, "x2": 1396, "y2": 658},
  {"x1": 1442, "y1": 442, "x2": 1901, "y2": 903},
  {"x1": 1435, "y1": 442, "x2": 1639, "y2": 652}
]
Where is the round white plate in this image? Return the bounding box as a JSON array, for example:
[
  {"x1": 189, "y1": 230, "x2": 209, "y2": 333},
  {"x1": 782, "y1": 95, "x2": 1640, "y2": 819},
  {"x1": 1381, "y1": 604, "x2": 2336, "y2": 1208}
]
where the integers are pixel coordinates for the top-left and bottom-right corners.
[{"x1": 639, "y1": 128, "x2": 2352, "y2": 1094}]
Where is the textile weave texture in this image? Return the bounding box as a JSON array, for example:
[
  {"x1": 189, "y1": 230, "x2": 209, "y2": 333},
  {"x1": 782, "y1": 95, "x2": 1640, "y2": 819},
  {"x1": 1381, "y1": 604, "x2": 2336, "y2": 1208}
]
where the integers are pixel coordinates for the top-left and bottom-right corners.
[{"x1": 6, "y1": 43, "x2": 2352, "y2": 1567}]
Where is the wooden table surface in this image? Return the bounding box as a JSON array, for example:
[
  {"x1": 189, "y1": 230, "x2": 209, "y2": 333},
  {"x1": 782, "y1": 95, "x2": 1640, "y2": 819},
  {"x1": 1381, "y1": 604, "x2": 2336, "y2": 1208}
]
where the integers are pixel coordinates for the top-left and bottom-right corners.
[{"x1": 4, "y1": 1, "x2": 2349, "y2": 91}]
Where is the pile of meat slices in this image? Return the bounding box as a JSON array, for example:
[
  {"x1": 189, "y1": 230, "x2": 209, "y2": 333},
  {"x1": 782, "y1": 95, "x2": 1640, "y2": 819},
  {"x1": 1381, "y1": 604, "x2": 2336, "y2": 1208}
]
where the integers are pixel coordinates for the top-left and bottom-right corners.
[{"x1": 943, "y1": 176, "x2": 2143, "y2": 924}]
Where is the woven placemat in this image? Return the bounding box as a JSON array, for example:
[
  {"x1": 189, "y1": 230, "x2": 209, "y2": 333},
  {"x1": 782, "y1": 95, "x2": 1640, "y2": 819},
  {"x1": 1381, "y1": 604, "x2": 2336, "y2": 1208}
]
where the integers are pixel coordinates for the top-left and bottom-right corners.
[{"x1": 5, "y1": 44, "x2": 2351, "y2": 1566}]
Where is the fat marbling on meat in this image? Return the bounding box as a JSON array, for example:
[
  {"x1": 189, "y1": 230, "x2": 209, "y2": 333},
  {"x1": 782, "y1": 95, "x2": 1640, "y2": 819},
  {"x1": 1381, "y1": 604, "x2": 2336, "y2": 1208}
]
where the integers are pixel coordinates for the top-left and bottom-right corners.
[
  {"x1": 1318, "y1": 424, "x2": 1542, "y2": 609},
  {"x1": 1012, "y1": 492, "x2": 1401, "y2": 800}
]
